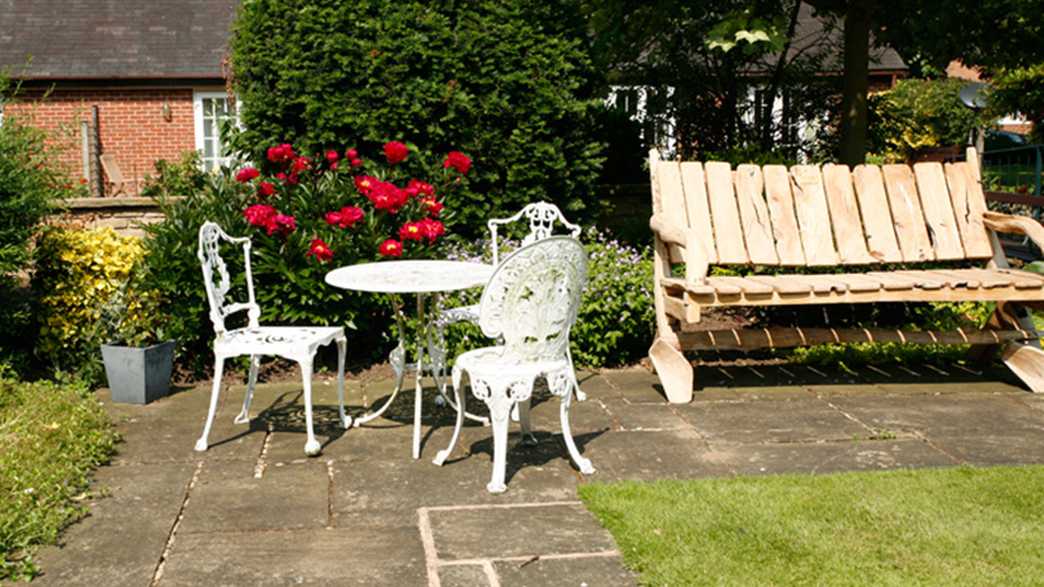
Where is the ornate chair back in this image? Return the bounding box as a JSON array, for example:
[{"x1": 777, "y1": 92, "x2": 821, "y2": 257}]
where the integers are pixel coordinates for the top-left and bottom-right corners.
[
  {"x1": 197, "y1": 222, "x2": 261, "y2": 335},
  {"x1": 487, "y1": 202, "x2": 582, "y2": 265},
  {"x1": 478, "y1": 237, "x2": 587, "y2": 363}
]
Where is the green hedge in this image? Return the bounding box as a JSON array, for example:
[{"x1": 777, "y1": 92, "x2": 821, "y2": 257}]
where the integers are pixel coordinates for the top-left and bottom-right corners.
[{"x1": 229, "y1": 0, "x2": 604, "y2": 235}]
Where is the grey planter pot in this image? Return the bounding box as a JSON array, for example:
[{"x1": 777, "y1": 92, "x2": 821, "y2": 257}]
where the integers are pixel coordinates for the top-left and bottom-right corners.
[{"x1": 101, "y1": 340, "x2": 176, "y2": 404}]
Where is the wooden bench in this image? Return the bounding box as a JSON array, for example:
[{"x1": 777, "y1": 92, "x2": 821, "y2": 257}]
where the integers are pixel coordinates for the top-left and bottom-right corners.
[{"x1": 648, "y1": 148, "x2": 1044, "y2": 403}]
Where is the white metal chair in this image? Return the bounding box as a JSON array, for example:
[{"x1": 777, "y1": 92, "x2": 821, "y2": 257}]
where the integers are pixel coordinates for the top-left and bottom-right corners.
[
  {"x1": 194, "y1": 222, "x2": 349, "y2": 456},
  {"x1": 430, "y1": 202, "x2": 585, "y2": 420},
  {"x1": 433, "y1": 237, "x2": 594, "y2": 493}
]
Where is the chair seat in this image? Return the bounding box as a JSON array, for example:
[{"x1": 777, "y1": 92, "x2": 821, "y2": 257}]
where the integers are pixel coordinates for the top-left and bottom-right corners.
[
  {"x1": 438, "y1": 303, "x2": 480, "y2": 325},
  {"x1": 456, "y1": 346, "x2": 570, "y2": 380},
  {"x1": 663, "y1": 268, "x2": 1044, "y2": 307},
  {"x1": 215, "y1": 326, "x2": 343, "y2": 357}
]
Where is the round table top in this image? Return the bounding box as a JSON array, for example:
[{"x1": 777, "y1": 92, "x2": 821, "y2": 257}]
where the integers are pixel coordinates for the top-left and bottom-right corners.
[{"x1": 324, "y1": 260, "x2": 494, "y2": 294}]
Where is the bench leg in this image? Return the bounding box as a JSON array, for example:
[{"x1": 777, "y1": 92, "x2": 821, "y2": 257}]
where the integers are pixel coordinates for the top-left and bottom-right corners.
[
  {"x1": 1002, "y1": 342, "x2": 1044, "y2": 393},
  {"x1": 649, "y1": 337, "x2": 693, "y2": 403}
]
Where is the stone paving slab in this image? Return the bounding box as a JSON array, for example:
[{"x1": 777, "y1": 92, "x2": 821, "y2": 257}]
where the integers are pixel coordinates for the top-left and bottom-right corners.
[
  {"x1": 493, "y1": 554, "x2": 636, "y2": 586},
  {"x1": 426, "y1": 502, "x2": 616, "y2": 561},
  {"x1": 706, "y1": 438, "x2": 958, "y2": 476},
  {"x1": 675, "y1": 396, "x2": 873, "y2": 444},
  {"x1": 28, "y1": 367, "x2": 1044, "y2": 586},
  {"x1": 30, "y1": 463, "x2": 194, "y2": 586},
  {"x1": 178, "y1": 461, "x2": 330, "y2": 534},
  {"x1": 159, "y1": 525, "x2": 426, "y2": 586}
]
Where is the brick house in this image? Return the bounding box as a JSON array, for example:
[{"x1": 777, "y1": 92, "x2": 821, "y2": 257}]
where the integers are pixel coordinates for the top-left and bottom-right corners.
[{"x1": 0, "y1": 0, "x2": 239, "y2": 196}]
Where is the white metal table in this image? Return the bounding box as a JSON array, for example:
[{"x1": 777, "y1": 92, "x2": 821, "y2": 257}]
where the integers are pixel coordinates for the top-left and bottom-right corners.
[{"x1": 324, "y1": 260, "x2": 494, "y2": 459}]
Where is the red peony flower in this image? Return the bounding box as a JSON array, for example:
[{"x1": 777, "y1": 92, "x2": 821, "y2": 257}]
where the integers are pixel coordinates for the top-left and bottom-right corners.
[
  {"x1": 405, "y1": 179, "x2": 435, "y2": 199},
  {"x1": 269, "y1": 213, "x2": 297, "y2": 236},
  {"x1": 421, "y1": 197, "x2": 444, "y2": 217},
  {"x1": 379, "y1": 239, "x2": 403, "y2": 258},
  {"x1": 354, "y1": 175, "x2": 376, "y2": 195},
  {"x1": 399, "y1": 221, "x2": 425, "y2": 241},
  {"x1": 257, "y1": 181, "x2": 276, "y2": 197},
  {"x1": 350, "y1": 158, "x2": 363, "y2": 168},
  {"x1": 345, "y1": 148, "x2": 359, "y2": 160},
  {"x1": 267, "y1": 143, "x2": 296, "y2": 164},
  {"x1": 368, "y1": 180, "x2": 408, "y2": 213},
  {"x1": 443, "y1": 151, "x2": 471, "y2": 175},
  {"x1": 383, "y1": 141, "x2": 409, "y2": 164},
  {"x1": 420, "y1": 218, "x2": 445, "y2": 242},
  {"x1": 325, "y1": 206, "x2": 364, "y2": 229},
  {"x1": 325, "y1": 149, "x2": 340, "y2": 164},
  {"x1": 235, "y1": 166, "x2": 260, "y2": 183},
  {"x1": 329, "y1": 161, "x2": 339, "y2": 171},
  {"x1": 275, "y1": 172, "x2": 288, "y2": 182},
  {"x1": 291, "y1": 156, "x2": 312, "y2": 174},
  {"x1": 244, "y1": 204, "x2": 277, "y2": 228},
  {"x1": 306, "y1": 238, "x2": 334, "y2": 263}
]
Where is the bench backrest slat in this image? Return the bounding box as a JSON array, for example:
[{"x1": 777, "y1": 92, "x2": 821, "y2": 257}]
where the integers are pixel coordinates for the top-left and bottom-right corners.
[
  {"x1": 944, "y1": 161, "x2": 993, "y2": 258},
  {"x1": 735, "y1": 164, "x2": 779, "y2": 265},
  {"x1": 790, "y1": 165, "x2": 839, "y2": 266},
  {"x1": 650, "y1": 153, "x2": 996, "y2": 268},
  {"x1": 823, "y1": 164, "x2": 876, "y2": 264},
  {"x1": 680, "y1": 162, "x2": 718, "y2": 263},
  {"x1": 882, "y1": 164, "x2": 935, "y2": 262},
  {"x1": 705, "y1": 161, "x2": 749, "y2": 264},
  {"x1": 763, "y1": 165, "x2": 806, "y2": 265},
  {"x1": 852, "y1": 164, "x2": 904, "y2": 262},
  {"x1": 914, "y1": 162, "x2": 965, "y2": 260}
]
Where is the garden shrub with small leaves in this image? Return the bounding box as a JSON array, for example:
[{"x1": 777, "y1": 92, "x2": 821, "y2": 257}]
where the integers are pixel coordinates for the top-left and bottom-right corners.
[
  {"x1": 32, "y1": 227, "x2": 159, "y2": 384},
  {"x1": 0, "y1": 375, "x2": 118, "y2": 581}
]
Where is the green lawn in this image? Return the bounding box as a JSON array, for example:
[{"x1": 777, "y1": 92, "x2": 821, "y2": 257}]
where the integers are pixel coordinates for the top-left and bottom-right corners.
[
  {"x1": 0, "y1": 377, "x2": 118, "y2": 580},
  {"x1": 580, "y1": 467, "x2": 1044, "y2": 586}
]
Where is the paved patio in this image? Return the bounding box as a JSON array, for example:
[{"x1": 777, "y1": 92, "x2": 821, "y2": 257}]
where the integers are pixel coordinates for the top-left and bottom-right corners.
[{"x1": 27, "y1": 364, "x2": 1044, "y2": 586}]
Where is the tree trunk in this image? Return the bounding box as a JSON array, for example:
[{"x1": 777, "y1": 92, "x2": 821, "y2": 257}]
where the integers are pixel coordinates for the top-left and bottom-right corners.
[
  {"x1": 760, "y1": 0, "x2": 803, "y2": 152},
  {"x1": 838, "y1": 1, "x2": 871, "y2": 166}
]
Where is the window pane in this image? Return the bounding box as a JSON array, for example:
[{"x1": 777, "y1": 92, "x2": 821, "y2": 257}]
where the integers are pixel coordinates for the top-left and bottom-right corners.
[
  {"x1": 204, "y1": 139, "x2": 215, "y2": 158},
  {"x1": 203, "y1": 118, "x2": 214, "y2": 138}
]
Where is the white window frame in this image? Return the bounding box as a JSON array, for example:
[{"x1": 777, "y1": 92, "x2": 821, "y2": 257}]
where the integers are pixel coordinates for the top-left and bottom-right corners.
[{"x1": 193, "y1": 90, "x2": 239, "y2": 172}]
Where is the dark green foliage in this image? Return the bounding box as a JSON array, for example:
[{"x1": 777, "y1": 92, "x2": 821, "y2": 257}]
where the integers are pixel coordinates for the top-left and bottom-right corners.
[
  {"x1": 229, "y1": 0, "x2": 604, "y2": 235},
  {"x1": 989, "y1": 65, "x2": 1044, "y2": 144},
  {"x1": 867, "y1": 78, "x2": 981, "y2": 162},
  {"x1": 0, "y1": 376, "x2": 118, "y2": 581},
  {"x1": 0, "y1": 95, "x2": 74, "y2": 373}
]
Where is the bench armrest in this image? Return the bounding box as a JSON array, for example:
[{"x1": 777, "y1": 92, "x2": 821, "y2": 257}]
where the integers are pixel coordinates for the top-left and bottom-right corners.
[
  {"x1": 983, "y1": 211, "x2": 1044, "y2": 251},
  {"x1": 649, "y1": 214, "x2": 709, "y2": 282}
]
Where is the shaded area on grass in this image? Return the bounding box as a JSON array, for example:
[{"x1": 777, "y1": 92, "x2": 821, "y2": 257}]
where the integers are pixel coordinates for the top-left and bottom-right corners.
[
  {"x1": 0, "y1": 377, "x2": 118, "y2": 580},
  {"x1": 580, "y1": 466, "x2": 1044, "y2": 586}
]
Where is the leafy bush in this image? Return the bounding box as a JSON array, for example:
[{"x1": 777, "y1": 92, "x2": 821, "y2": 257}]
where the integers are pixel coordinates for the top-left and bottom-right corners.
[
  {"x1": 142, "y1": 141, "x2": 466, "y2": 376},
  {"x1": 138, "y1": 151, "x2": 208, "y2": 199},
  {"x1": 229, "y1": 0, "x2": 604, "y2": 235},
  {"x1": 32, "y1": 227, "x2": 159, "y2": 384},
  {"x1": 0, "y1": 106, "x2": 76, "y2": 372},
  {"x1": 868, "y1": 78, "x2": 981, "y2": 163},
  {"x1": 430, "y1": 229, "x2": 654, "y2": 368},
  {"x1": 0, "y1": 375, "x2": 118, "y2": 580},
  {"x1": 988, "y1": 64, "x2": 1044, "y2": 143}
]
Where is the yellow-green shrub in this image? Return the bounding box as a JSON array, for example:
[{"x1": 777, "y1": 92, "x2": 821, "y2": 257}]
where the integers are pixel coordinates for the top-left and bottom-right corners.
[{"x1": 33, "y1": 227, "x2": 150, "y2": 383}]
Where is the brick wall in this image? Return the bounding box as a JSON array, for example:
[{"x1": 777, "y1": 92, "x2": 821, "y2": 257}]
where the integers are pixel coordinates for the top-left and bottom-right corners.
[{"x1": 4, "y1": 87, "x2": 213, "y2": 195}]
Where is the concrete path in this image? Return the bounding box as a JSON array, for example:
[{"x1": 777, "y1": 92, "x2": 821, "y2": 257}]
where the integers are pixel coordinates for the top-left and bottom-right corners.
[{"x1": 26, "y1": 364, "x2": 1044, "y2": 586}]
